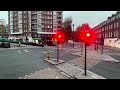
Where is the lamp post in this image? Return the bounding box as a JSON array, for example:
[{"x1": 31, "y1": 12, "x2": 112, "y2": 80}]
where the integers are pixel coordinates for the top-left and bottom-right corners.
[
  {"x1": 101, "y1": 35, "x2": 104, "y2": 54},
  {"x1": 72, "y1": 24, "x2": 74, "y2": 48}
]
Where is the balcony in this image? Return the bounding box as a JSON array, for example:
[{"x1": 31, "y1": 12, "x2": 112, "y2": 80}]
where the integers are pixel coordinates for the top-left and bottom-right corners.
[
  {"x1": 57, "y1": 15, "x2": 62, "y2": 17},
  {"x1": 57, "y1": 18, "x2": 62, "y2": 21},
  {"x1": 31, "y1": 21, "x2": 37, "y2": 24},
  {"x1": 32, "y1": 26, "x2": 37, "y2": 29},
  {"x1": 31, "y1": 11, "x2": 37, "y2": 14},
  {"x1": 31, "y1": 16, "x2": 37, "y2": 19}
]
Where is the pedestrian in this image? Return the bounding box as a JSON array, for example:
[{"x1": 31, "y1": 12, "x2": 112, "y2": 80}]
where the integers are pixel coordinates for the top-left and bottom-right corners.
[{"x1": 18, "y1": 40, "x2": 21, "y2": 47}]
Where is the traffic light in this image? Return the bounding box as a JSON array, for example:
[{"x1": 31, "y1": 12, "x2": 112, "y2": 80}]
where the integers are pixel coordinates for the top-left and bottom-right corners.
[
  {"x1": 54, "y1": 30, "x2": 65, "y2": 44},
  {"x1": 80, "y1": 30, "x2": 96, "y2": 46}
]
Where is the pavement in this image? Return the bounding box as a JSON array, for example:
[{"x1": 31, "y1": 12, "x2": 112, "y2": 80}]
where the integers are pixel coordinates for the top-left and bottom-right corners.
[
  {"x1": 24, "y1": 43, "x2": 116, "y2": 79},
  {"x1": 22, "y1": 67, "x2": 70, "y2": 79}
]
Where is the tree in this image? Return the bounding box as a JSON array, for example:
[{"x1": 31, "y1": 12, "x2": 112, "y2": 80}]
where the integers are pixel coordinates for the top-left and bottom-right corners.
[
  {"x1": 74, "y1": 25, "x2": 82, "y2": 42},
  {"x1": 62, "y1": 17, "x2": 72, "y2": 44},
  {"x1": 74, "y1": 23, "x2": 91, "y2": 42}
]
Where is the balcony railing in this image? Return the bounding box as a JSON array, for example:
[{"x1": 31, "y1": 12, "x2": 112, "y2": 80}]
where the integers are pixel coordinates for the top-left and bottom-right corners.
[
  {"x1": 31, "y1": 21, "x2": 37, "y2": 24},
  {"x1": 31, "y1": 17, "x2": 37, "y2": 19}
]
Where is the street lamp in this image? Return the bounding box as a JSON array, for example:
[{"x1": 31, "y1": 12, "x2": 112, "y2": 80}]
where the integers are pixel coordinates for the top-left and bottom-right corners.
[{"x1": 72, "y1": 24, "x2": 74, "y2": 48}]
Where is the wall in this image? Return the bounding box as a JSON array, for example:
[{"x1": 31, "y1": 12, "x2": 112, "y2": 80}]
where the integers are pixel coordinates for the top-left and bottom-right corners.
[{"x1": 104, "y1": 38, "x2": 120, "y2": 48}]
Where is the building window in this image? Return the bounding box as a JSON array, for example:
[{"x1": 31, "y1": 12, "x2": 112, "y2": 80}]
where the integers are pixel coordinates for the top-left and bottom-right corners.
[
  {"x1": 117, "y1": 22, "x2": 119, "y2": 27},
  {"x1": 109, "y1": 25, "x2": 111, "y2": 29},
  {"x1": 105, "y1": 27, "x2": 106, "y2": 31},
  {"x1": 107, "y1": 26, "x2": 108, "y2": 30},
  {"x1": 119, "y1": 13, "x2": 120, "y2": 18},
  {"x1": 116, "y1": 31, "x2": 119, "y2": 37},
  {"x1": 109, "y1": 32, "x2": 110, "y2": 37},
  {"x1": 111, "y1": 32, "x2": 112, "y2": 37},
  {"x1": 114, "y1": 23, "x2": 116, "y2": 28},
  {"x1": 116, "y1": 15, "x2": 119, "y2": 19},
  {"x1": 50, "y1": 12, "x2": 52, "y2": 15},
  {"x1": 114, "y1": 31, "x2": 116, "y2": 37},
  {"x1": 111, "y1": 24, "x2": 113, "y2": 29},
  {"x1": 107, "y1": 33, "x2": 108, "y2": 38},
  {"x1": 50, "y1": 26, "x2": 52, "y2": 28}
]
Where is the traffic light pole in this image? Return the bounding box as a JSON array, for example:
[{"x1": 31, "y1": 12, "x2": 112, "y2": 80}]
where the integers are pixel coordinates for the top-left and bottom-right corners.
[
  {"x1": 81, "y1": 42, "x2": 83, "y2": 55},
  {"x1": 57, "y1": 42, "x2": 59, "y2": 62},
  {"x1": 84, "y1": 43, "x2": 87, "y2": 75},
  {"x1": 101, "y1": 44, "x2": 103, "y2": 54},
  {"x1": 73, "y1": 24, "x2": 74, "y2": 48}
]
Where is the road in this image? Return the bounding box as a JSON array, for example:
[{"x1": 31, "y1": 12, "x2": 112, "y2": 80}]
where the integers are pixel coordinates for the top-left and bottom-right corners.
[
  {"x1": 0, "y1": 47, "x2": 52, "y2": 79},
  {"x1": 88, "y1": 44, "x2": 120, "y2": 79},
  {"x1": 0, "y1": 43, "x2": 80, "y2": 79},
  {"x1": 2, "y1": 42, "x2": 120, "y2": 79}
]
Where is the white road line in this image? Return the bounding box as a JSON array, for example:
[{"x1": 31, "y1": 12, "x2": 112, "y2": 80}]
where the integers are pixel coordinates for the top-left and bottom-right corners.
[
  {"x1": 49, "y1": 51, "x2": 54, "y2": 52},
  {"x1": 24, "y1": 50, "x2": 29, "y2": 52},
  {"x1": 42, "y1": 52, "x2": 47, "y2": 53},
  {"x1": 18, "y1": 50, "x2": 21, "y2": 54}
]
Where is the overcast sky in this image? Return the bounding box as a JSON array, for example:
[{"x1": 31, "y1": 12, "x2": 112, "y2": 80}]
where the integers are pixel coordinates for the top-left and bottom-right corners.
[{"x1": 0, "y1": 11, "x2": 116, "y2": 28}]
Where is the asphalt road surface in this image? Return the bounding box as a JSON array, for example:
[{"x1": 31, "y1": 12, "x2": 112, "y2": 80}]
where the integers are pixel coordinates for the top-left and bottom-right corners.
[
  {"x1": 88, "y1": 46, "x2": 120, "y2": 79},
  {"x1": 0, "y1": 47, "x2": 52, "y2": 79},
  {"x1": 0, "y1": 43, "x2": 80, "y2": 79}
]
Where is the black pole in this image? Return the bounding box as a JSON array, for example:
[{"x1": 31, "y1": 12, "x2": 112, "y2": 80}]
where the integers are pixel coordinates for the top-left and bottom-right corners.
[
  {"x1": 57, "y1": 43, "x2": 59, "y2": 62},
  {"x1": 73, "y1": 24, "x2": 74, "y2": 48},
  {"x1": 101, "y1": 35, "x2": 104, "y2": 54},
  {"x1": 84, "y1": 43, "x2": 87, "y2": 75},
  {"x1": 95, "y1": 42, "x2": 96, "y2": 50},
  {"x1": 97, "y1": 42, "x2": 98, "y2": 51},
  {"x1": 81, "y1": 42, "x2": 83, "y2": 55},
  {"x1": 102, "y1": 44, "x2": 103, "y2": 54}
]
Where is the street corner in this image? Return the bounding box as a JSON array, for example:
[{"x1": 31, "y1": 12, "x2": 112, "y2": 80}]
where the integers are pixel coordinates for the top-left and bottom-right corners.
[
  {"x1": 75, "y1": 70, "x2": 106, "y2": 79},
  {"x1": 44, "y1": 58, "x2": 65, "y2": 65}
]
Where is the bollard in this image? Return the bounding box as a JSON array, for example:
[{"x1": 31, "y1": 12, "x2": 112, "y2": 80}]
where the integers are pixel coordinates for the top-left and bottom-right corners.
[{"x1": 47, "y1": 52, "x2": 50, "y2": 60}]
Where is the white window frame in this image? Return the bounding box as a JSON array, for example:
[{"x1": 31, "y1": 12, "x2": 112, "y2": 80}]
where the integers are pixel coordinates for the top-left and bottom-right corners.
[
  {"x1": 117, "y1": 31, "x2": 119, "y2": 37},
  {"x1": 109, "y1": 32, "x2": 110, "y2": 37},
  {"x1": 114, "y1": 23, "x2": 116, "y2": 28},
  {"x1": 110, "y1": 25, "x2": 111, "y2": 29},
  {"x1": 111, "y1": 24, "x2": 113, "y2": 29},
  {"x1": 117, "y1": 22, "x2": 119, "y2": 27},
  {"x1": 114, "y1": 31, "x2": 116, "y2": 37},
  {"x1": 111, "y1": 32, "x2": 112, "y2": 37}
]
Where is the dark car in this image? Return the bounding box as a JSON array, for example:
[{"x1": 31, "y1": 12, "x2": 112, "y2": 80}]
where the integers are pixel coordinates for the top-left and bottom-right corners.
[
  {"x1": 38, "y1": 42, "x2": 44, "y2": 47},
  {"x1": 0, "y1": 42, "x2": 2, "y2": 47},
  {"x1": 1, "y1": 42, "x2": 10, "y2": 48},
  {"x1": 46, "y1": 41, "x2": 56, "y2": 46}
]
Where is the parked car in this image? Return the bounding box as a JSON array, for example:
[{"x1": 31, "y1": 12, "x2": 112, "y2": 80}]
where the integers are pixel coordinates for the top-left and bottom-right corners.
[
  {"x1": 46, "y1": 41, "x2": 56, "y2": 46},
  {"x1": 0, "y1": 42, "x2": 2, "y2": 47},
  {"x1": 1, "y1": 42, "x2": 10, "y2": 48},
  {"x1": 38, "y1": 42, "x2": 44, "y2": 47}
]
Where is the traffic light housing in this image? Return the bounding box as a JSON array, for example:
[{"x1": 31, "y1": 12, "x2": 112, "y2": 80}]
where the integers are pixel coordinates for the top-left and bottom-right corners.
[
  {"x1": 80, "y1": 30, "x2": 96, "y2": 46},
  {"x1": 54, "y1": 30, "x2": 65, "y2": 44}
]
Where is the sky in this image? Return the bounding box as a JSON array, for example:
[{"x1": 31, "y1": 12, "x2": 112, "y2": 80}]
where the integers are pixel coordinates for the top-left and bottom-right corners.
[{"x1": 0, "y1": 11, "x2": 116, "y2": 28}]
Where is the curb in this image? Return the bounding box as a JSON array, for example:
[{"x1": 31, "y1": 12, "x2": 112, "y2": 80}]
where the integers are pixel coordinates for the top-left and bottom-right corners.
[{"x1": 44, "y1": 58, "x2": 65, "y2": 65}]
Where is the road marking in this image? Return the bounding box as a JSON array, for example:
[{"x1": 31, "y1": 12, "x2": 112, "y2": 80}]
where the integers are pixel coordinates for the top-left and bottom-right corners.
[
  {"x1": 18, "y1": 50, "x2": 21, "y2": 53},
  {"x1": 49, "y1": 50, "x2": 54, "y2": 52},
  {"x1": 42, "y1": 52, "x2": 47, "y2": 53},
  {"x1": 24, "y1": 50, "x2": 29, "y2": 52}
]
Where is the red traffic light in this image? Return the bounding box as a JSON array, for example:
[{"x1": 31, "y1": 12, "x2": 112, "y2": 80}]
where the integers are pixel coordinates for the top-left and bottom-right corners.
[
  {"x1": 58, "y1": 35, "x2": 61, "y2": 38},
  {"x1": 54, "y1": 30, "x2": 65, "y2": 44},
  {"x1": 80, "y1": 30, "x2": 96, "y2": 46},
  {"x1": 86, "y1": 33, "x2": 90, "y2": 37}
]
